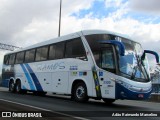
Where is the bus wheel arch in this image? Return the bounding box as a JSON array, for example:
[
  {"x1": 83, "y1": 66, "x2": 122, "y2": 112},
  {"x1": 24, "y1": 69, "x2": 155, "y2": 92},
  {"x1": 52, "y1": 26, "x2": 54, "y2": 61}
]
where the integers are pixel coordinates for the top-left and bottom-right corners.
[
  {"x1": 71, "y1": 80, "x2": 89, "y2": 102},
  {"x1": 9, "y1": 79, "x2": 15, "y2": 92}
]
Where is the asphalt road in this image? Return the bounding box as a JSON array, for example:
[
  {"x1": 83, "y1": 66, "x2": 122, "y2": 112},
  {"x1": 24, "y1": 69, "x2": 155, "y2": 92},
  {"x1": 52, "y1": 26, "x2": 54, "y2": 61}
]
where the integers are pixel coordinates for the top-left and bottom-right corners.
[{"x1": 0, "y1": 87, "x2": 160, "y2": 120}]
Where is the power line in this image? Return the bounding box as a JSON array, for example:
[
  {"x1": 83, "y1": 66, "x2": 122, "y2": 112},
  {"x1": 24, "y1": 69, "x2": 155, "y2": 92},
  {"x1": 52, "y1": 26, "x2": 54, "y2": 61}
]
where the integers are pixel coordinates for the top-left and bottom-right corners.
[{"x1": 0, "y1": 43, "x2": 21, "y2": 51}]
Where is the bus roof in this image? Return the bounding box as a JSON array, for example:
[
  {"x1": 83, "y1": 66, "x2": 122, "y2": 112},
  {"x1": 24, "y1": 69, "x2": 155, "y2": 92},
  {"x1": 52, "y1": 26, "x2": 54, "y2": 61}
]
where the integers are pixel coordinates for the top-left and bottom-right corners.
[{"x1": 5, "y1": 29, "x2": 136, "y2": 55}]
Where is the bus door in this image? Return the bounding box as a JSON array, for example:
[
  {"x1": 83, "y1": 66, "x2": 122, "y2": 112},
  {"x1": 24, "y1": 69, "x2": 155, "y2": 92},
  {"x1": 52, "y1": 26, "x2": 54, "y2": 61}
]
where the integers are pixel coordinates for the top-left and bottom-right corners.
[{"x1": 98, "y1": 45, "x2": 116, "y2": 99}]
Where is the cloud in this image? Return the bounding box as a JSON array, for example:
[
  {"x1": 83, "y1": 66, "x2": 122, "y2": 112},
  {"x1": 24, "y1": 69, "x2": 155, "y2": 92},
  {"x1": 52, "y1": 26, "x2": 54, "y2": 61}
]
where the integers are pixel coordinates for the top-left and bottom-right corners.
[
  {"x1": 0, "y1": 0, "x2": 94, "y2": 47},
  {"x1": 130, "y1": 0, "x2": 160, "y2": 14},
  {"x1": 105, "y1": 0, "x2": 124, "y2": 8},
  {"x1": 0, "y1": 0, "x2": 159, "y2": 51},
  {"x1": 0, "y1": 0, "x2": 159, "y2": 68}
]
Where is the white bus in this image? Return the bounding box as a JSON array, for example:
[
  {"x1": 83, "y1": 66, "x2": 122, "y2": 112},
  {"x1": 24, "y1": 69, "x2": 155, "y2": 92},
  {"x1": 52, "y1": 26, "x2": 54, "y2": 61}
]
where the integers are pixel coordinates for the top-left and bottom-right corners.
[{"x1": 1, "y1": 30, "x2": 159, "y2": 103}]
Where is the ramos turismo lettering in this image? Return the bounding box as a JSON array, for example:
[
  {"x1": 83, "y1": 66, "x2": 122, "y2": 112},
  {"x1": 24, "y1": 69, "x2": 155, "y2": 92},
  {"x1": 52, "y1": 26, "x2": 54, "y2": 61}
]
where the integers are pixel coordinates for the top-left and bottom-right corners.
[{"x1": 37, "y1": 62, "x2": 65, "y2": 71}]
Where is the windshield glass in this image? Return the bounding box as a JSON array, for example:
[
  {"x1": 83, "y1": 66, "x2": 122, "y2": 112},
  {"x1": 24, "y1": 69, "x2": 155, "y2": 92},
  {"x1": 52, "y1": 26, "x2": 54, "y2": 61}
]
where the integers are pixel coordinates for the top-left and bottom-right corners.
[
  {"x1": 118, "y1": 37, "x2": 150, "y2": 82},
  {"x1": 85, "y1": 34, "x2": 150, "y2": 82}
]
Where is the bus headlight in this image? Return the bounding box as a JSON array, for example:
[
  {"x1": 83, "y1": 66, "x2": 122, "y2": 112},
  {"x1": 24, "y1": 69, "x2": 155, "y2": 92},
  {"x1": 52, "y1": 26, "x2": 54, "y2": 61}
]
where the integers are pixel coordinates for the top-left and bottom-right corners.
[{"x1": 116, "y1": 80, "x2": 132, "y2": 89}]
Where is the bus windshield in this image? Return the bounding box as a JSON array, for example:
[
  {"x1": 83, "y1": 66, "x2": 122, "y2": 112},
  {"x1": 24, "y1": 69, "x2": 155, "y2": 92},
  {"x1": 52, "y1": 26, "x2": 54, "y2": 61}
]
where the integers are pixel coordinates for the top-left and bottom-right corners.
[
  {"x1": 85, "y1": 34, "x2": 150, "y2": 82},
  {"x1": 119, "y1": 38, "x2": 149, "y2": 82}
]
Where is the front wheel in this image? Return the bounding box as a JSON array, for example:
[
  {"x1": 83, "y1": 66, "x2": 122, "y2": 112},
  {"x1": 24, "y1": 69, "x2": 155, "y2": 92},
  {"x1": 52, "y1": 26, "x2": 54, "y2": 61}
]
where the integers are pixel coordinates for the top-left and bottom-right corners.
[
  {"x1": 73, "y1": 82, "x2": 88, "y2": 102},
  {"x1": 103, "y1": 98, "x2": 115, "y2": 104}
]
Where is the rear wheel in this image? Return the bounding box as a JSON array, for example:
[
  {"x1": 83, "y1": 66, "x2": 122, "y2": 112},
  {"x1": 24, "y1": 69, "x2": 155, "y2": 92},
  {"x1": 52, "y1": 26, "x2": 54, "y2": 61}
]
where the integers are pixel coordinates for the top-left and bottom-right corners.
[
  {"x1": 103, "y1": 98, "x2": 115, "y2": 104},
  {"x1": 73, "y1": 82, "x2": 88, "y2": 102},
  {"x1": 9, "y1": 80, "x2": 15, "y2": 92},
  {"x1": 15, "y1": 81, "x2": 22, "y2": 93}
]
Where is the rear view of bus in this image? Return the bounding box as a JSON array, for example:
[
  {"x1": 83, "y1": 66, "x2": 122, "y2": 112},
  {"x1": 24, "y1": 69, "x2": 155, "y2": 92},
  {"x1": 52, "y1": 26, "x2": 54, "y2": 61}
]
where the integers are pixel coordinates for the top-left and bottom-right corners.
[{"x1": 83, "y1": 30, "x2": 159, "y2": 103}]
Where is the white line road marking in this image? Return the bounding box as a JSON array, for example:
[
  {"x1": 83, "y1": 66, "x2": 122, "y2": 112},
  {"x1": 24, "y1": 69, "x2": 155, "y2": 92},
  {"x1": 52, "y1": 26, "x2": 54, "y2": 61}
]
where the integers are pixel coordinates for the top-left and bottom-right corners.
[
  {"x1": 0, "y1": 98, "x2": 51, "y2": 111},
  {"x1": 0, "y1": 98, "x2": 90, "y2": 120}
]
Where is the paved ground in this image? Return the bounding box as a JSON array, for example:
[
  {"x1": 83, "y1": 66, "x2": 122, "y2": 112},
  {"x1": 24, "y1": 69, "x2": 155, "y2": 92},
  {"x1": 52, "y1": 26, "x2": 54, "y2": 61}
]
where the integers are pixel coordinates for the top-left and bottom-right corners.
[{"x1": 0, "y1": 87, "x2": 160, "y2": 120}]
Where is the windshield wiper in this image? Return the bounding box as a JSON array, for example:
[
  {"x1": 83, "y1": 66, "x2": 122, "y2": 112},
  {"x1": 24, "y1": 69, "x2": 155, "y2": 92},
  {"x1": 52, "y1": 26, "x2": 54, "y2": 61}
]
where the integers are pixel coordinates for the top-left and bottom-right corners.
[
  {"x1": 130, "y1": 54, "x2": 142, "y2": 80},
  {"x1": 130, "y1": 65, "x2": 138, "y2": 80},
  {"x1": 131, "y1": 54, "x2": 149, "y2": 81}
]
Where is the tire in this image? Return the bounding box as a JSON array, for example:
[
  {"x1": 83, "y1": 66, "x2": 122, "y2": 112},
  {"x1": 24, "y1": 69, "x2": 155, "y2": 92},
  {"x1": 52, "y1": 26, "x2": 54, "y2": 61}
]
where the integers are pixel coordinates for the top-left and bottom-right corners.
[
  {"x1": 103, "y1": 98, "x2": 115, "y2": 104},
  {"x1": 15, "y1": 81, "x2": 22, "y2": 93},
  {"x1": 9, "y1": 80, "x2": 15, "y2": 92},
  {"x1": 73, "y1": 82, "x2": 88, "y2": 102}
]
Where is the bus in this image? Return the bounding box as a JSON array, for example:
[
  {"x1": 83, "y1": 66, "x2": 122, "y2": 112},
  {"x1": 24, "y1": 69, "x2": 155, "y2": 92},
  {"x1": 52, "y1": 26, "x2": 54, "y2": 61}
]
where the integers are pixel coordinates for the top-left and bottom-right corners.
[{"x1": 1, "y1": 30, "x2": 159, "y2": 103}]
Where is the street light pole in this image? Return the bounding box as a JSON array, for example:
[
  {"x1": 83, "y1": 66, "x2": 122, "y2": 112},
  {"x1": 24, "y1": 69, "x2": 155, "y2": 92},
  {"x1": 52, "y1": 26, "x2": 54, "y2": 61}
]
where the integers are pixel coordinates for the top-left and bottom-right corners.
[{"x1": 58, "y1": 0, "x2": 62, "y2": 37}]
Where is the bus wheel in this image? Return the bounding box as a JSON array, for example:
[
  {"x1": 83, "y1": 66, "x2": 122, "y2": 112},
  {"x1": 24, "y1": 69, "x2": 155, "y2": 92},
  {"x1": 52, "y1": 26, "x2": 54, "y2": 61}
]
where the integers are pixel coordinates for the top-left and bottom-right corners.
[
  {"x1": 73, "y1": 82, "x2": 88, "y2": 102},
  {"x1": 103, "y1": 98, "x2": 115, "y2": 104},
  {"x1": 9, "y1": 80, "x2": 15, "y2": 92},
  {"x1": 15, "y1": 81, "x2": 22, "y2": 93}
]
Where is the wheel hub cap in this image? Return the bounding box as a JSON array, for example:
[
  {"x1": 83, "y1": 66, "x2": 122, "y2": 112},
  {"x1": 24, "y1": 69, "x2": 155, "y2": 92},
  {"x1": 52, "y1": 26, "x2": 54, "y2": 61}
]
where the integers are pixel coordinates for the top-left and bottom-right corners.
[{"x1": 76, "y1": 86, "x2": 85, "y2": 99}]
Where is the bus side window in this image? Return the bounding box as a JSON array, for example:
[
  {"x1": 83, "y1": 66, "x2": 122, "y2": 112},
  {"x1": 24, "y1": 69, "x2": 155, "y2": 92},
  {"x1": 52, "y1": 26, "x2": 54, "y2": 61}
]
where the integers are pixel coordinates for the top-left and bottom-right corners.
[
  {"x1": 9, "y1": 54, "x2": 15, "y2": 65},
  {"x1": 65, "y1": 38, "x2": 87, "y2": 60},
  {"x1": 4, "y1": 55, "x2": 9, "y2": 65},
  {"x1": 15, "y1": 52, "x2": 25, "y2": 64},
  {"x1": 35, "y1": 46, "x2": 48, "y2": 61},
  {"x1": 55, "y1": 42, "x2": 65, "y2": 59},
  {"x1": 49, "y1": 44, "x2": 56, "y2": 60},
  {"x1": 25, "y1": 49, "x2": 35, "y2": 63},
  {"x1": 35, "y1": 48, "x2": 41, "y2": 61},
  {"x1": 41, "y1": 46, "x2": 48, "y2": 61}
]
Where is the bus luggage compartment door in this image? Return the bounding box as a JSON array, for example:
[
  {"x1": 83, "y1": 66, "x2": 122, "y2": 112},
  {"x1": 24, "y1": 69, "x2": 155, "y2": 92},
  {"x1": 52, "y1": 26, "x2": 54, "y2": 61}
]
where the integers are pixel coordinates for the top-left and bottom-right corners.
[{"x1": 52, "y1": 72, "x2": 69, "y2": 94}]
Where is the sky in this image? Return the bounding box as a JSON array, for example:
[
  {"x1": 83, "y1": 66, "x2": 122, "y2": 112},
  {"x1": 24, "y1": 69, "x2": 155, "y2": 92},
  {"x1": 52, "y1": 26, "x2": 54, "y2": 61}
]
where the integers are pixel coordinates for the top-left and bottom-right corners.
[{"x1": 0, "y1": 0, "x2": 160, "y2": 70}]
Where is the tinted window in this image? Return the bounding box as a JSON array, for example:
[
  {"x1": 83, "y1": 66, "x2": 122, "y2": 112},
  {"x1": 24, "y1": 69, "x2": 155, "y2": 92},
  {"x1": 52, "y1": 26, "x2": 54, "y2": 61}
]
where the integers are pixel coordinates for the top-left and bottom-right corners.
[
  {"x1": 35, "y1": 48, "x2": 41, "y2": 61},
  {"x1": 25, "y1": 49, "x2": 35, "y2": 63},
  {"x1": 101, "y1": 48, "x2": 115, "y2": 69},
  {"x1": 65, "y1": 38, "x2": 86, "y2": 60},
  {"x1": 4, "y1": 55, "x2": 9, "y2": 65},
  {"x1": 85, "y1": 34, "x2": 113, "y2": 52},
  {"x1": 49, "y1": 44, "x2": 56, "y2": 60},
  {"x1": 55, "y1": 42, "x2": 65, "y2": 59},
  {"x1": 35, "y1": 46, "x2": 48, "y2": 61},
  {"x1": 9, "y1": 54, "x2": 15, "y2": 65},
  {"x1": 85, "y1": 34, "x2": 116, "y2": 73},
  {"x1": 15, "y1": 52, "x2": 24, "y2": 64},
  {"x1": 41, "y1": 46, "x2": 48, "y2": 60}
]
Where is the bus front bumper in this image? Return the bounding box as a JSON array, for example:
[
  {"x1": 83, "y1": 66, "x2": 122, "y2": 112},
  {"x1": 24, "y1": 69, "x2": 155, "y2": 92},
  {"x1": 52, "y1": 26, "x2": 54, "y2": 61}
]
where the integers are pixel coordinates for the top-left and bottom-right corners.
[{"x1": 115, "y1": 83, "x2": 152, "y2": 100}]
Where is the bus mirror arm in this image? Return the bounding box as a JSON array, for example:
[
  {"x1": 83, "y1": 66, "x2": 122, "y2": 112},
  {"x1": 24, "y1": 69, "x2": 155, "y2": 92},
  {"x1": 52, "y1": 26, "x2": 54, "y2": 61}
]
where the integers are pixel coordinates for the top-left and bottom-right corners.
[
  {"x1": 141, "y1": 50, "x2": 159, "y2": 63},
  {"x1": 99, "y1": 40, "x2": 125, "y2": 56}
]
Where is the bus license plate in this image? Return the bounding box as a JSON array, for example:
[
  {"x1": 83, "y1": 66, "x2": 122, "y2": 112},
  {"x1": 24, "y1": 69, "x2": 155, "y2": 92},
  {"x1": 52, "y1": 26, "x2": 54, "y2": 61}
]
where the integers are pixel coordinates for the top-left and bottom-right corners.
[{"x1": 138, "y1": 94, "x2": 144, "y2": 98}]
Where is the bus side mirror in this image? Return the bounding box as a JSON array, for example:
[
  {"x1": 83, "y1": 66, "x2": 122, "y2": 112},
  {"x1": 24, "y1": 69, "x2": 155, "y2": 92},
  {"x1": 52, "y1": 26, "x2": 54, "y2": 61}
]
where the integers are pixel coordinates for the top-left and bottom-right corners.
[
  {"x1": 141, "y1": 50, "x2": 159, "y2": 63},
  {"x1": 99, "y1": 40, "x2": 125, "y2": 56}
]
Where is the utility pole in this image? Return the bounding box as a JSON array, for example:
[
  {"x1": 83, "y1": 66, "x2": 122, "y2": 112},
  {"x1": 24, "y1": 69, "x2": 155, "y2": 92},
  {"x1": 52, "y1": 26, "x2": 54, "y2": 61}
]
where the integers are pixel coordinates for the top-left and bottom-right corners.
[{"x1": 58, "y1": 0, "x2": 62, "y2": 37}]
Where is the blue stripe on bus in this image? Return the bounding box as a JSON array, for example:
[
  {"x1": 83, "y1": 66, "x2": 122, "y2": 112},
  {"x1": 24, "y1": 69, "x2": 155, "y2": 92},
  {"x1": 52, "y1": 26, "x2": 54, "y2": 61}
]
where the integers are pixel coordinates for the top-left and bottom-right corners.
[
  {"x1": 25, "y1": 63, "x2": 43, "y2": 91},
  {"x1": 22, "y1": 85, "x2": 28, "y2": 90},
  {"x1": 20, "y1": 64, "x2": 36, "y2": 90},
  {"x1": 1, "y1": 79, "x2": 9, "y2": 87}
]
